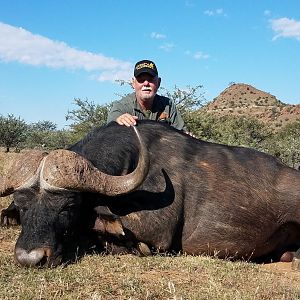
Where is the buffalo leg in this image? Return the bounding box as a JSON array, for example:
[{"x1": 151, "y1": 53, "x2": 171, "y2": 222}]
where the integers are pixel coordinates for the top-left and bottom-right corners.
[
  {"x1": 92, "y1": 207, "x2": 152, "y2": 256},
  {"x1": 1, "y1": 200, "x2": 20, "y2": 226},
  {"x1": 93, "y1": 216, "x2": 152, "y2": 256}
]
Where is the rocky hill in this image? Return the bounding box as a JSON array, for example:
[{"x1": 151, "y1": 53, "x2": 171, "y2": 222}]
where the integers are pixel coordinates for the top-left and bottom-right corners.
[{"x1": 202, "y1": 83, "x2": 300, "y2": 131}]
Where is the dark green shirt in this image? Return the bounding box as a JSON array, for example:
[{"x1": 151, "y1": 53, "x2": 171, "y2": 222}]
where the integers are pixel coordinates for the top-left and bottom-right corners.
[{"x1": 107, "y1": 93, "x2": 186, "y2": 130}]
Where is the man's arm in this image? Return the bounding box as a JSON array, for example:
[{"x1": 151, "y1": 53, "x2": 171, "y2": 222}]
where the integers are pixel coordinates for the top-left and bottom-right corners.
[
  {"x1": 106, "y1": 101, "x2": 123, "y2": 123},
  {"x1": 107, "y1": 100, "x2": 138, "y2": 127}
]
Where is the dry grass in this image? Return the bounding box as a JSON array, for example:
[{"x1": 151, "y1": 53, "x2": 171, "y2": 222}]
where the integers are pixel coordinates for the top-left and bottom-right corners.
[
  {"x1": 0, "y1": 236, "x2": 300, "y2": 300},
  {"x1": 1, "y1": 153, "x2": 300, "y2": 299}
]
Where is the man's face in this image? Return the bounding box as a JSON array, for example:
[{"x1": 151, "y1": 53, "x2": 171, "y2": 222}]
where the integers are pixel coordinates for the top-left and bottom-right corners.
[{"x1": 132, "y1": 73, "x2": 161, "y2": 102}]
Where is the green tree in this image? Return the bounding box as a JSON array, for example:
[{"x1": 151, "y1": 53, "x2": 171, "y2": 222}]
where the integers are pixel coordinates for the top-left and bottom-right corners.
[
  {"x1": 183, "y1": 111, "x2": 217, "y2": 140},
  {"x1": 25, "y1": 120, "x2": 57, "y2": 149},
  {"x1": 213, "y1": 116, "x2": 271, "y2": 149},
  {"x1": 24, "y1": 120, "x2": 73, "y2": 150},
  {"x1": 160, "y1": 84, "x2": 205, "y2": 114},
  {"x1": 66, "y1": 98, "x2": 111, "y2": 139},
  {"x1": 184, "y1": 113, "x2": 270, "y2": 149},
  {"x1": 159, "y1": 84, "x2": 206, "y2": 134},
  {"x1": 32, "y1": 120, "x2": 57, "y2": 131},
  {"x1": 264, "y1": 120, "x2": 300, "y2": 167},
  {"x1": 46, "y1": 130, "x2": 74, "y2": 150},
  {"x1": 0, "y1": 114, "x2": 28, "y2": 152}
]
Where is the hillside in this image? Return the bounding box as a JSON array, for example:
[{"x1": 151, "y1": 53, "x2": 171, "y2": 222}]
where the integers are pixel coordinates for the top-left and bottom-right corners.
[{"x1": 202, "y1": 83, "x2": 300, "y2": 131}]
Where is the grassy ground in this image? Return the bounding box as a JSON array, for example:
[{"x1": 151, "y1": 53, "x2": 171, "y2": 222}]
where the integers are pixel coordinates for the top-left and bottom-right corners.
[
  {"x1": 1, "y1": 153, "x2": 300, "y2": 299},
  {"x1": 1, "y1": 228, "x2": 300, "y2": 300}
]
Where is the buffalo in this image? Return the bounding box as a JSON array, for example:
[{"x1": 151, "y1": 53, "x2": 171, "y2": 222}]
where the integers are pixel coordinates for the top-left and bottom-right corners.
[{"x1": 1, "y1": 121, "x2": 300, "y2": 268}]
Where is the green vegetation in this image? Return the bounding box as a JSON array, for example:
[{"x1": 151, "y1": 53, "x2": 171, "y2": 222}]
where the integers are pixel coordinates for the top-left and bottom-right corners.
[
  {"x1": 25, "y1": 120, "x2": 72, "y2": 150},
  {"x1": 263, "y1": 120, "x2": 300, "y2": 168},
  {"x1": 0, "y1": 114, "x2": 27, "y2": 152},
  {"x1": 66, "y1": 98, "x2": 111, "y2": 141}
]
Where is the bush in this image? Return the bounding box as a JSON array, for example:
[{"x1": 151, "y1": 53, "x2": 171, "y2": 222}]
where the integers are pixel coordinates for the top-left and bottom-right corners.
[{"x1": 0, "y1": 114, "x2": 27, "y2": 152}]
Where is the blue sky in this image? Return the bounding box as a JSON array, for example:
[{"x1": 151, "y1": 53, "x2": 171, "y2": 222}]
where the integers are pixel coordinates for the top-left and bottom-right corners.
[{"x1": 0, "y1": 1, "x2": 300, "y2": 129}]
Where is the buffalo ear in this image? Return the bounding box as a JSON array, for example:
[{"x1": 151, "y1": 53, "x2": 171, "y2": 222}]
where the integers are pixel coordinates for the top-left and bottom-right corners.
[{"x1": 92, "y1": 207, "x2": 125, "y2": 237}]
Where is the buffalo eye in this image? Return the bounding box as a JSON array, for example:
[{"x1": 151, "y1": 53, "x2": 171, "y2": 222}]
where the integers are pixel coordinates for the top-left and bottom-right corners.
[
  {"x1": 19, "y1": 207, "x2": 28, "y2": 214},
  {"x1": 59, "y1": 203, "x2": 78, "y2": 215},
  {"x1": 13, "y1": 202, "x2": 28, "y2": 215},
  {"x1": 14, "y1": 190, "x2": 35, "y2": 211}
]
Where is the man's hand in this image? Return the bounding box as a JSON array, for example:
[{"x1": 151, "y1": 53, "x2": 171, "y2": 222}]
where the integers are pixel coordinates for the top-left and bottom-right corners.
[{"x1": 116, "y1": 113, "x2": 138, "y2": 127}]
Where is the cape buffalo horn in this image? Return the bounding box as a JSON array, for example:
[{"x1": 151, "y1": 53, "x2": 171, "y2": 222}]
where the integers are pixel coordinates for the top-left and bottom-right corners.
[
  {"x1": 0, "y1": 150, "x2": 48, "y2": 197},
  {"x1": 41, "y1": 126, "x2": 150, "y2": 196}
]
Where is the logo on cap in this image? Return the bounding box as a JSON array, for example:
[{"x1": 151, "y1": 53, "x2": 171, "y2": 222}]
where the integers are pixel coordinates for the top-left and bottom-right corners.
[
  {"x1": 136, "y1": 62, "x2": 155, "y2": 71},
  {"x1": 134, "y1": 60, "x2": 158, "y2": 77}
]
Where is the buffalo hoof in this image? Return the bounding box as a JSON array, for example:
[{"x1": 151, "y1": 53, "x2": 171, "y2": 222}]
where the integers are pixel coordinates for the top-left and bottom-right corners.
[
  {"x1": 291, "y1": 249, "x2": 300, "y2": 271},
  {"x1": 137, "y1": 242, "x2": 152, "y2": 256}
]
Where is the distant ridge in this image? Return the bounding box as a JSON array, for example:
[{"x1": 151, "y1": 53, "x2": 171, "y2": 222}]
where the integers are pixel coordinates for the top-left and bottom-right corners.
[{"x1": 202, "y1": 83, "x2": 300, "y2": 131}]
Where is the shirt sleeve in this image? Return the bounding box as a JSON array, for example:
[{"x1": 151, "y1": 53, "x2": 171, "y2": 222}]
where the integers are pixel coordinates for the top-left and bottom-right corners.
[
  {"x1": 168, "y1": 101, "x2": 186, "y2": 131},
  {"x1": 107, "y1": 100, "x2": 130, "y2": 123}
]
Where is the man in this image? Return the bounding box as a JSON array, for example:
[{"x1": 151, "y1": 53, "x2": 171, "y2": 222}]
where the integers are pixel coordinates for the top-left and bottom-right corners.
[{"x1": 107, "y1": 59, "x2": 186, "y2": 130}]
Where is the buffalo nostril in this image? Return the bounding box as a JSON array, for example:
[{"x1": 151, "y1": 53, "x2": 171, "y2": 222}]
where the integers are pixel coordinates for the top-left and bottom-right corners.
[{"x1": 14, "y1": 247, "x2": 53, "y2": 267}]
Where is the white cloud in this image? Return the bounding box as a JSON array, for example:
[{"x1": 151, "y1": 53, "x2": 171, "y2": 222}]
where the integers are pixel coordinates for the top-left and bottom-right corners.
[
  {"x1": 0, "y1": 22, "x2": 132, "y2": 81},
  {"x1": 193, "y1": 51, "x2": 210, "y2": 60},
  {"x1": 150, "y1": 32, "x2": 166, "y2": 39},
  {"x1": 270, "y1": 17, "x2": 300, "y2": 41},
  {"x1": 96, "y1": 69, "x2": 134, "y2": 82},
  {"x1": 204, "y1": 8, "x2": 226, "y2": 17},
  {"x1": 159, "y1": 43, "x2": 175, "y2": 52},
  {"x1": 185, "y1": 50, "x2": 210, "y2": 60},
  {"x1": 204, "y1": 10, "x2": 214, "y2": 16}
]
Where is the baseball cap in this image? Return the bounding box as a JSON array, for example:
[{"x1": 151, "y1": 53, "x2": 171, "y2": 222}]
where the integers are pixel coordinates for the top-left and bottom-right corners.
[{"x1": 134, "y1": 60, "x2": 158, "y2": 77}]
